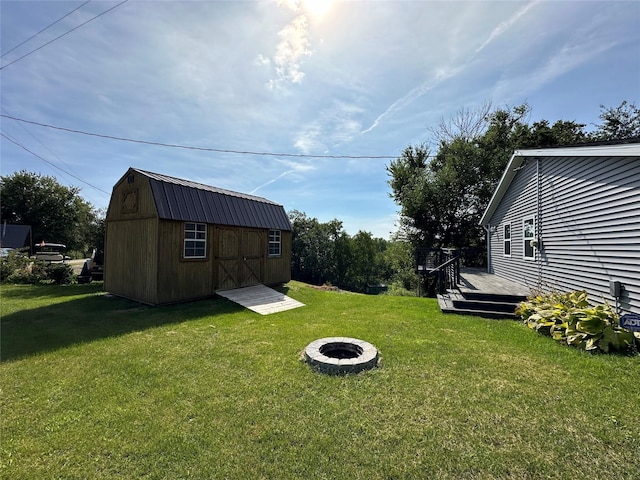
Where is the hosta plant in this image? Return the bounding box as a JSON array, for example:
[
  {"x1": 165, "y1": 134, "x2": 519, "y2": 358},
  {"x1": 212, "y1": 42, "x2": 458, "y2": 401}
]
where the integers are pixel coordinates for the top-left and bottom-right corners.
[{"x1": 517, "y1": 290, "x2": 639, "y2": 354}]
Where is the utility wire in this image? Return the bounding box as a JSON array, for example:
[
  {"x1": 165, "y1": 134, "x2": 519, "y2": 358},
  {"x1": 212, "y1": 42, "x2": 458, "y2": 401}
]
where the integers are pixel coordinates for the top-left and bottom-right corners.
[
  {"x1": 1, "y1": 132, "x2": 111, "y2": 195},
  {"x1": 0, "y1": 0, "x2": 128, "y2": 71},
  {"x1": 1, "y1": 106, "x2": 81, "y2": 182},
  {"x1": 1, "y1": 0, "x2": 92, "y2": 58},
  {"x1": 1, "y1": 114, "x2": 399, "y2": 159}
]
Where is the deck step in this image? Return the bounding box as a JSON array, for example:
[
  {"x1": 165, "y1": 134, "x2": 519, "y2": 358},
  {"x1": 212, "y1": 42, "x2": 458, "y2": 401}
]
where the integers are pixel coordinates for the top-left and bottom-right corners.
[
  {"x1": 437, "y1": 291, "x2": 522, "y2": 320},
  {"x1": 459, "y1": 291, "x2": 527, "y2": 304}
]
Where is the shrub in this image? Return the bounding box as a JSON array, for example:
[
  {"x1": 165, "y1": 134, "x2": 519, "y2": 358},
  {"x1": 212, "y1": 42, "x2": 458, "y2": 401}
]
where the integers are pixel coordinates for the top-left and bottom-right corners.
[
  {"x1": 0, "y1": 251, "x2": 31, "y2": 283},
  {"x1": 517, "y1": 290, "x2": 639, "y2": 354},
  {"x1": 5, "y1": 260, "x2": 51, "y2": 284},
  {"x1": 46, "y1": 263, "x2": 75, "y2": 285},
  {"x1": 2, "y1": 257, "x2": 75, "y2": 285}
]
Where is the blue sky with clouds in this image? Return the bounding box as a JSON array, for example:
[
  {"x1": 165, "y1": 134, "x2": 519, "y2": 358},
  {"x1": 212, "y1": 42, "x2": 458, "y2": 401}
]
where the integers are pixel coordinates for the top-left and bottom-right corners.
[{"x1": 1, "y1": 0, "x2": 639, "y2": 238}]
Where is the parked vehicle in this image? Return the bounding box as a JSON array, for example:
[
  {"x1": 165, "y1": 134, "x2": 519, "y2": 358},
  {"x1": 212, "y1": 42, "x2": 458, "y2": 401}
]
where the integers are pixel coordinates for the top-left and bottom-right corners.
[
  {"x1": 77, "y1": 248, "x2": 104, "y2": 283},
  {"x1": 34, "y1": 242, "x2": 70, "y2": 263}
]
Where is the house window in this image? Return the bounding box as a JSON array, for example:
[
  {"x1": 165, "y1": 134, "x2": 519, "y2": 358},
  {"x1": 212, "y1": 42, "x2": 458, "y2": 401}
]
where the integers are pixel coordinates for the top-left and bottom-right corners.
[
  {"x1": 184, "y1": 222, "x2": 206, "y2": 258},
  {"x1": 503, "y1": 223, "x2": 511, "y2": 257},
  {"x1": 523, "y1": 217, "x2": 535, "y2": 260},
  {"x1": 268, "y1": 229, "x2": 281, "y2": 257}
]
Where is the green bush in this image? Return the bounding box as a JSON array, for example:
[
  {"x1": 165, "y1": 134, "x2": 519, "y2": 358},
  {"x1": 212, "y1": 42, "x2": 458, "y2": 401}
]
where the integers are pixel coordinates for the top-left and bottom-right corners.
[
  {"x1": 0, "y1": 251, "x2": 31, "y2": 283},
  {"x1": 517, "y1": 290, "x2": 639, "y2": 354},
  {"x1": 46, "y1": 263, "x2": 75, "y2": 285},
  {"x1": 1, "y1": 256, "x2": 75, "y2": 285},
  {"x1": 5, "y1": 260, "x2": 50, "y2": 284}
]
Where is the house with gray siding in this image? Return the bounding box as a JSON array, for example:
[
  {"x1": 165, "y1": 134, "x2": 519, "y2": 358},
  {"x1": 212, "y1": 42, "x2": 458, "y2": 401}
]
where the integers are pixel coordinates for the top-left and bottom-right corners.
[{"x1": 479, "y1": 142, "x2": 640, "y2": 315}]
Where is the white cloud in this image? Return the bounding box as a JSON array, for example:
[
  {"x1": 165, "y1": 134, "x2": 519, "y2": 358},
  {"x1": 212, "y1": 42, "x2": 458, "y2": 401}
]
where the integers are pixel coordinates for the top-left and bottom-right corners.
[
  {"x1": 360, "y1": 64, "x2": 463, "y2": 135},
  {"x1": 491, "y1": 35, "x2": 619, "y2": 102},
  {"x1": 273, "y1": 14, "x2": 311, "y2": 84},
  {"x1": 261, "y1": 0, "x2": 315, "y2": 90},
  {"x1": 358, "y1": 1, "x2": 545, "y2": 137},
  {"x1": 249, "y1": 158, "x2": 315, "y2": 194},
  {"x1": 475, "y1": 1, "x2": 540, "y2": 54},
  {"x1": 295, "y1": 101, "x2": 364, "y2": 154}
]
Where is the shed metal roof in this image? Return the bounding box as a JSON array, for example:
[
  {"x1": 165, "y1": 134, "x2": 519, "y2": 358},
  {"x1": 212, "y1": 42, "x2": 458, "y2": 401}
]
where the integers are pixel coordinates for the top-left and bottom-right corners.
[
  {"x1": 479, "y1": 142, "x2": 640, "y2": 226},
  {"x1": 130, "y1": 168, "x2": 292, "y2": 231}
]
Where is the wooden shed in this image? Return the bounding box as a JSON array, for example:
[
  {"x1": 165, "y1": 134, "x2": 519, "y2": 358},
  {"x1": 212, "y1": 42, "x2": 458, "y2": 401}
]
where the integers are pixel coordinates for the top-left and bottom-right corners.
[
  {"x1": 479, "y1": 141, "x2": 640, "y2": 314},
  {"x1": 104, "y1": 168, "x2": 292, "y2": 305}
]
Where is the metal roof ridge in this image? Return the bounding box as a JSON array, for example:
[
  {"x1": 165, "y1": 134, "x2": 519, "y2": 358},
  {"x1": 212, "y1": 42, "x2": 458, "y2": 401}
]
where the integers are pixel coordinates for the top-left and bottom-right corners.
[{"x1": 130, "y1": 167, "x2": 281, "y2": 206}]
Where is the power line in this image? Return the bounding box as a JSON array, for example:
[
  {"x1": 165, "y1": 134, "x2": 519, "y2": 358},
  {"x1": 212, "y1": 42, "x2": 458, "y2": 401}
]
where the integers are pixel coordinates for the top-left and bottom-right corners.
[
  {"x1": 1, "y1": 114, "x2": 399, "y2": 159},
  {"x1": 1, "y1": 0, "x2": 92, "y2": 58},
  {"x1": 1, "y1": 131, "x2": 111, "y2": 195},
  {"x1": 1, "y1": 107, "x2": 82, "y2": 183},
  {"x1": 0, "y1": 0, "x2": 128, "y2": 71}
]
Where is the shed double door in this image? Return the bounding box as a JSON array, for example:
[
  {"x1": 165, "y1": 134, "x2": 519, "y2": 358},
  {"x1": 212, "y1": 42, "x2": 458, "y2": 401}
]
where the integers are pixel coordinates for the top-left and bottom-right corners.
[{"x1": 216, "y1": 227, "x2": 264, "y2": 290}]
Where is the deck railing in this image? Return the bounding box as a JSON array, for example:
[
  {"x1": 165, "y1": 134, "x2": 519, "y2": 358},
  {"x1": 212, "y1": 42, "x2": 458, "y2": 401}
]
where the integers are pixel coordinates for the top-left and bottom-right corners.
[{"x1": 416, "y1": 248, "x2": 461, "y2": 294}]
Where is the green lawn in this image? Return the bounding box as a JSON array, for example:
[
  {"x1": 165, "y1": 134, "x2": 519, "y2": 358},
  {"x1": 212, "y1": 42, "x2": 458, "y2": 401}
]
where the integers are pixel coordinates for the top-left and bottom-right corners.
[{"x1": 1, "y1": 282, "x2": 639, "y2": 479}]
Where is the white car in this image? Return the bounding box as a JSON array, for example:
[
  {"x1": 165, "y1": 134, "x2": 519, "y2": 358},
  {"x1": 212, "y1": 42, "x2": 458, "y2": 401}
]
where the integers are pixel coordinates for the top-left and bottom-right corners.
[{"x1": 34, "y1": 243, "x2": 70, "y2": 263}]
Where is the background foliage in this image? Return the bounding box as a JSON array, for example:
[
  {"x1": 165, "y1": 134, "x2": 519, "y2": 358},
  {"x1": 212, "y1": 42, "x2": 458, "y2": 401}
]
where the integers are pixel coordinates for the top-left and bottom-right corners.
[
  {"x1": 387, "y1": 101, "x2": 640, "y2": 252},
  {"x1": 0, "y1": 170, "x2": 104, "y2": 255},
  {"x1": 289, "y1": 210, "x2": 416, "y2": 294}
]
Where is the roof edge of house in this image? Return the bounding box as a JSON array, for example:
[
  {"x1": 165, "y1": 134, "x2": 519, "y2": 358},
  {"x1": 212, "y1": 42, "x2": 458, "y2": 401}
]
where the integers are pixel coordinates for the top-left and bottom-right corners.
[{"x1": 479, "y1": 142, "x2": 640, "y2": 226}]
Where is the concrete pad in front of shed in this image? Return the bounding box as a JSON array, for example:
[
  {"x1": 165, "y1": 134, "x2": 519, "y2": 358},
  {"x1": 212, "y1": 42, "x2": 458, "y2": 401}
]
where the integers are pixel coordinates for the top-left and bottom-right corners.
[{"x1": 216, "y1": 284, "x2": 305, "y2": 315}]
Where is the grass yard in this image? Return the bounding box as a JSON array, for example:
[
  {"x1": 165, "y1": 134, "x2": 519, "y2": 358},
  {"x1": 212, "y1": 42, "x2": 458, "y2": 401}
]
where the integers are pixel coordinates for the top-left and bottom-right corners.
[{"x1": 1, "y1": 281, "x2": 639, "y2": 479}]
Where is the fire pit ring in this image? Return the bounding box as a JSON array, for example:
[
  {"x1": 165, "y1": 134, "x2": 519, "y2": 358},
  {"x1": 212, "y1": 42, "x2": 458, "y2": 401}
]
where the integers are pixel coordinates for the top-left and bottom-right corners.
[{"x1": 304, "y1": 337, "x2": 379, "y2": 374}]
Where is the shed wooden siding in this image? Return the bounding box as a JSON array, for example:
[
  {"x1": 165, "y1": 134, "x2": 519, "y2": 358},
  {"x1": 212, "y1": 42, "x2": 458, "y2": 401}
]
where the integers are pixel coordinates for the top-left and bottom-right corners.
[
  {"x1": 104, "y1": 173, "x2": 160, "y2": 304},
  {"x1": 486, "y1": 154, "x2": 640, "y2": 314},
  {"x1": 105, "y1": 218, "x2": 160, "y2": 304},
  {"x1": 265, "y1": 230, "x2": 292, "y2": 285},
  {"x1": 155, "y1": 220, "x2": 215, "y2": 304}
]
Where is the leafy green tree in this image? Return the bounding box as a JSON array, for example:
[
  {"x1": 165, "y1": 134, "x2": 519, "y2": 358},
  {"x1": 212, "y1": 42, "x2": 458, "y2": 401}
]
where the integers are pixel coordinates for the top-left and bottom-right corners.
[
  {"x1": 388, "y1": 103, "x2": 590, "y2": 254},
  {"x1": 289, "y1": 210, "x2": 391, "y2": 292},
  {"x1": 591, "y1": 101, "x2": 640, "y2": 141},
  {"x1": 343, "y1": 231, "x2": 386, "y2": 292},
  {"x1": 0, "y1": 171, "x2": 99, "y2": 254},
  {"x1": 289, "y1": 210, "x2": 345, "y2": 286},
  {"x1": 383, "y1": 236, "x2": 417, "y2": 292}
]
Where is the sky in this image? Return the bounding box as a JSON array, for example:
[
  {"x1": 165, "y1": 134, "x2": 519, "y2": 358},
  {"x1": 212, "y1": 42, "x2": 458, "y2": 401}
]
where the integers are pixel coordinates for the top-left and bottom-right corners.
[{"x1": 1, "y1": 0, "x2": 639, "y2": 239}]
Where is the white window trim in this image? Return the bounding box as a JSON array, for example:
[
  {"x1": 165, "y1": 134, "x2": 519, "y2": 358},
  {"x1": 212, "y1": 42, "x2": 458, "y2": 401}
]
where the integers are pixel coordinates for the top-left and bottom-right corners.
[
  {"x1": 268, "y1": 229, "x2": 281, "y2": 257},
  {"x1": 503, "y1": 222, "x2": 511, "y2": 257},
  {"x1": 184, "y1": 222, "x2": 207, "y2": 259},
  {"x1": 523, "y1": 217, "x2": 535, "y2": 260}
]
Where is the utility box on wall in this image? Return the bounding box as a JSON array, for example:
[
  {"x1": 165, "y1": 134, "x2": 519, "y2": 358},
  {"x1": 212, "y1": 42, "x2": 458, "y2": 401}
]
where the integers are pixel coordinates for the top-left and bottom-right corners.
[{"x1": 609, "y1": 280, "x2": 623, "y2": 298}]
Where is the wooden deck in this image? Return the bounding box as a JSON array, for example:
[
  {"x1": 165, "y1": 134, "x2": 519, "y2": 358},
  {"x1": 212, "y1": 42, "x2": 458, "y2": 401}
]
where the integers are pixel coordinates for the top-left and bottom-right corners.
[
  {"x1": 216, "y1": 284, "x2": 305, "y2": 315},
  {"x1": 437, "y1": 268, "x2": 531, "y2": 319},
  {"x1": 457, "y1": 268, "x2": 531, "y2": 297}
]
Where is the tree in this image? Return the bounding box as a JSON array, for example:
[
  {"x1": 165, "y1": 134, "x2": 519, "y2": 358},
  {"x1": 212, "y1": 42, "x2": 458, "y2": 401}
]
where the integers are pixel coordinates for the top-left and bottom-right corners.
[
  {"x1": 343, "y1": 231, "x2": 387, "y2": 292},
  {"x1": 288, "y1": 210, "x2": 391, "y2": 292},
  {"x1": 0, "y1": 171, "x2": 99, "y2": 254},
  {"x1": 387, "y1": 103, "x2": 590, "y2": 254},
  {"x1": 382, "y1": 235, "x2": 417, "y2": 292},
  {"x1": 591, "y1": 101, "x2": 640, "y2": 141},
  {"x1": 289, "y1": 210, "x2": 345, "y2": 285}
]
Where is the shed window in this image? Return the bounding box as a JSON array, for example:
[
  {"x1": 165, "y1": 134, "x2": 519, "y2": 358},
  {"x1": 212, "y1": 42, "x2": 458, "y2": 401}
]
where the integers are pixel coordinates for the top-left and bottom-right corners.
[
  {"x1": 503, "y1": 223, "x2": 511, "y2": 257},
  {"x1": 184, "y1": 222, "x2": 206, "y2": 258},
  {"x1": 268, "y1": 230, "x2": 281, "y2": 257},
  {"x1": 523, "y1": 217, "x2": 535, "y2": 260}
]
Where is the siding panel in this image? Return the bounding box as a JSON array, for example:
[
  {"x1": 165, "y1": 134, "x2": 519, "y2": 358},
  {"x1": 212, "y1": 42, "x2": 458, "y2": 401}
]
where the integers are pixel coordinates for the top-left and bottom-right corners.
[
  {"x1": 487, "y1": 160, "x2": 539, "y2": 288},
  {"x1": 488, "y1": 154, "x2": 640, "y2": 314}
]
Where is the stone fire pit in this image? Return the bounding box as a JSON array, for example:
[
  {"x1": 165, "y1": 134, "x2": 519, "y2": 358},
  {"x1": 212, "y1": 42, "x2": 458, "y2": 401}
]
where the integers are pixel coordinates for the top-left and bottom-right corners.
[{"x1": 304, "y1": 337, "x2": 379, "y2": 374}]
